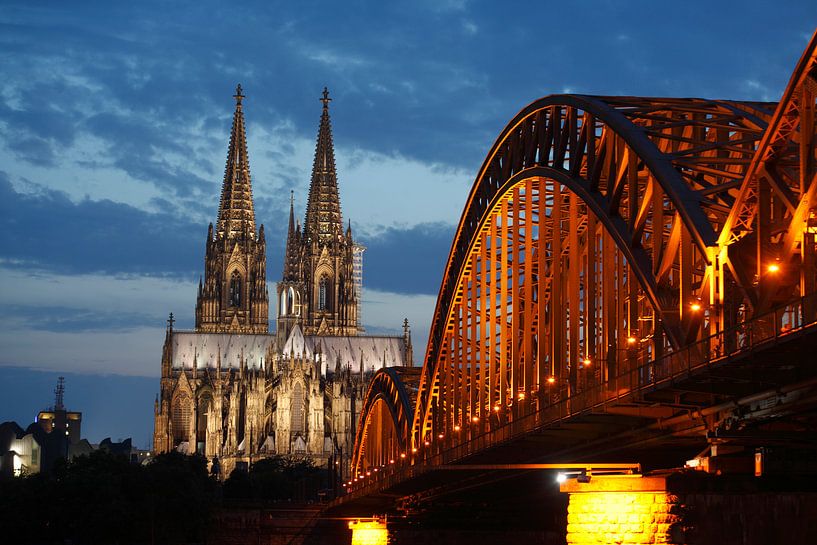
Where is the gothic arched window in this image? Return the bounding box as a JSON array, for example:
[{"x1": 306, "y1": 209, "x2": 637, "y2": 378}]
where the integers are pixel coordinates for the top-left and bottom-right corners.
[
  {"x1": 229, "y1": 271, "x2": 241, "y2": 307},
  {"x1": 291, "y1": 382, "x2": 304, "y2": 434},
  {"x1": 172, "y1": 394, "x2": 191, "y2": 445},
  {"x1": 287, "y1": 288, "x2": 294, "y2": 316},
  {"x1": 319, "y1": 276, "x2": 328, "y2": 310}
]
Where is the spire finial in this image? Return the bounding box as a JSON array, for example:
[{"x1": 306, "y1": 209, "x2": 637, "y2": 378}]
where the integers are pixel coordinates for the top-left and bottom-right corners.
[
  {"x1": 290, "y1": 190, "x2": 294, "y2": 207},
  {"x1": 320, "y1": 87, "x2": 331, "y2": 110},
  {"x1": 234, "y1": 84, "x2": 244, "y2": 106}
]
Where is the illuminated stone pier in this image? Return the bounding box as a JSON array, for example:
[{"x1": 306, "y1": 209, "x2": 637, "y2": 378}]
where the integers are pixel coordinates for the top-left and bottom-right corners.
[
  {"x1": 348, "y1": 518, "x2": 389, "y2": 545},
  {"x1": 561, "y1": 475, "x2": 681, "y2": 545}
]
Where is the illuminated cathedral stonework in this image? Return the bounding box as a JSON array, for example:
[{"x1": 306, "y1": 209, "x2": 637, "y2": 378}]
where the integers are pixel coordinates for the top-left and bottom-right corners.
[{"x1": 153, "y1": 86, "x2": 412, "y2": 477}]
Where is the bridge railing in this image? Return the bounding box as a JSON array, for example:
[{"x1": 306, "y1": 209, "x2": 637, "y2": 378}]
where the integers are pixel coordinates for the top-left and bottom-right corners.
[
  {"x1": 445, "y1": 292, "x2": 817, "y2": 464},
  {"x1": 344, "y1": 293, "x2": 817, "y2": 495}
]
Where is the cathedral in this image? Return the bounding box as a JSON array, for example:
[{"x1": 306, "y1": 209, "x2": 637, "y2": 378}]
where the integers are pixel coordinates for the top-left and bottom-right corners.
[{"x1": 153, "y1": 86, "x2": 413, "y2": 478}]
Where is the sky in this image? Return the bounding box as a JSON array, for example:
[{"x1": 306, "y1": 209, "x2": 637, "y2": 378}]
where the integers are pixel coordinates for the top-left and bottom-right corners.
[{"x1": 0, "y1": 1, "x2": 814, "y2": 446}]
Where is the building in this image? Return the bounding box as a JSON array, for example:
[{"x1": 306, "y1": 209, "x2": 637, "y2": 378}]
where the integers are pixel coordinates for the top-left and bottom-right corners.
[
  {"x1": 36, "y1": 377, "x2": 82, "y2": 443},
  {"x1": 0, "y1": 378, "x2": 86, "y2": 477},
  {"x1": 0, "y1": 422, "x2": 41, "y2": 477},
  {"x1": 153, "y1": 86, "x2": 412, "y2": 478}
]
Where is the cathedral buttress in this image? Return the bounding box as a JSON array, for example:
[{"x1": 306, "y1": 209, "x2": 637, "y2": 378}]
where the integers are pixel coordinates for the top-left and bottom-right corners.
[{"x1": 196, "y1": 85, "x2": 269, "y2": 333}]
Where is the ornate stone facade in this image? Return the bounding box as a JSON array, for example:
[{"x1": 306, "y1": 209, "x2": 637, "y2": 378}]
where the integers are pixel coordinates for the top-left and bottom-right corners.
[
  {"x1": 195, "y1": 85, "x2": 269, "y2": 334},
  {"x1": 277, "y1": 89, "x2": 361, "y2": 343},
  {"x1": 153, "y1": 87, "x2": 412, "y2": 477}
]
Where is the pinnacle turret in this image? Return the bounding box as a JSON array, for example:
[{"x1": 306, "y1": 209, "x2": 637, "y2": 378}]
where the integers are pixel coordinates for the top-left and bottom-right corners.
[
  {"x1": 304, "y1": 87, "x2": 343, "y2": 244},
  {"x1": 283, "y1": 191, "x2": 300, "y2": 280},
  {"x1": 216, "y1": 84, "x2": 256, "y2": 240}
]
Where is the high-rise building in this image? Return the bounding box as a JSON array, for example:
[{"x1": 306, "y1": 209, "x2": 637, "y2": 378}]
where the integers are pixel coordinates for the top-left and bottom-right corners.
[{"x1": 153, "y1": 87, "x2": 412, "y2": 477}]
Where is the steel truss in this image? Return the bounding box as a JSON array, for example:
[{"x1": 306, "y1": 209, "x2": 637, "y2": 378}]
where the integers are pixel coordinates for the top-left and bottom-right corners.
[
  {"x1": 351, "y1": 31, "x2": 817, "y2": 475},
  {"x1": 351, "y1": 367, "x2": 421, "y2": 475}
]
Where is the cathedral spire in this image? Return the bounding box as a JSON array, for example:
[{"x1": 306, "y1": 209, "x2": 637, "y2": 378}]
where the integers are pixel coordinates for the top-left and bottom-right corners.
[
  {"x1": 216, "y1": 84, "x2": 256, "y2": 240},
  {"x1": 196, "y1": 85, "x2": 268, "y2": 334},
  {"x1": 304, "y1": 87, "x2": 343, "y2": 244}
]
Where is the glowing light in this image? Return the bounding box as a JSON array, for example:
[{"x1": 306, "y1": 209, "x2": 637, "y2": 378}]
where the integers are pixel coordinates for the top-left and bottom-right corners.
[
  {"x1": 767, "y1": 262, "x2": 780, "y2": 273},
  {"x1": 411, "y1": 448, "x2": 418, "y2": 453},
  {"x1": 389, "y1": 459, "x2": 395, "y2": 464},
  {"x1": 690, "y1": 301, "x2": 702, "y2": 312},
  {"x1": 349, "y1": 520, "x2": 388, "y2": 545},
  {"x1": 547, "y1": 376, "x2": 556, "y2": 384},
  {"x1": 627, "y1": 336, "x2": 637, "y2": 345},
  {"x1": 471, "y1": 416, "x2": 480, "y2": 422},
  {"x1": 556, "y1": 473, "x2": 567, "y2": 483},
  {"x1": 517, "y1": 392, "x2": 526, "y2": 400},
  {"x1": 493, "y1": 404, "x2": 501, "y2": 412},
  {"x1": 563, "y1": 485, "x2": 678, "y2": 545},
  {"x1": 582, "y1": 357, "x2": 591, "y2": 366},
  {"x1": 373, "y1": 468, "x2": 378, "y2": 472},
  {"x1": 424, "y1": 440, "x2": 430, "y2": 446},
  {"x1": 454, "y1": 425, "x2": 461, "y2": 431},
  {"x1": 366, "y1": 471, "x2": 371, "y2": 476},
  {"x1": 438, "y1": 433, "x2": 444, "y2": 439},
  {"x1": 400, "y1": 453, "x2": 406, "y2": 459}
]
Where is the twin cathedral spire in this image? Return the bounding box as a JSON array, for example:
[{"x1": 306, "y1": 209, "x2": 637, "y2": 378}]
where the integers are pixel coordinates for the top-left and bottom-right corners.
[{"x1": 195, "y1": 85, "x2": 360, "y2": 338}]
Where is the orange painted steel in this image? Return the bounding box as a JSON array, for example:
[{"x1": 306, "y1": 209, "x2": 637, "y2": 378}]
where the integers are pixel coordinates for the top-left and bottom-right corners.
[
  {"x1": 351, "y1": 367, "x2": 421, "y2": 476},
  {"x1": 350, "y1": 31, "x2": 817, "y2": 482}
]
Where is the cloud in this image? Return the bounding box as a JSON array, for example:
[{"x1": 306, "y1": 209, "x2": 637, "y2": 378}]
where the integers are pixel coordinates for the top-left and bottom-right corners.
[
  {"x1": 0, "y1": 305, "x2": 158, "y2": 333},
  {"x1": 359, "y1": 222, "x2": 455, "y2": 296},
  {"x1": 0, "y1": 173, "x2": 206, "y2": 278},
  {"x1": 0, "y1": 268, "x2": 435, "y2": 375},
  {"x1": 0, "y1": 268, "x2": 197, "y2": 331}
]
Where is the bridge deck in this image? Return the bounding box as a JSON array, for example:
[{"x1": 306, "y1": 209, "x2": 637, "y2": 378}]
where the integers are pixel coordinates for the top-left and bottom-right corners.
[{"x1": 331, "y1": 303, "x2": 817, "y2": 514}]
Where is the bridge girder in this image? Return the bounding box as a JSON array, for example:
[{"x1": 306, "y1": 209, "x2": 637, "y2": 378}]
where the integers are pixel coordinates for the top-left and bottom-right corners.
[
  {"x1": 349, "y1": 31, "x2": 817, "y2": 483},
  {"x1": 411, "y1": 93, "x2": 781, "y2": 451},
  {"x1": 351, "y1": 367, "x2": 421, "y2": 477}
]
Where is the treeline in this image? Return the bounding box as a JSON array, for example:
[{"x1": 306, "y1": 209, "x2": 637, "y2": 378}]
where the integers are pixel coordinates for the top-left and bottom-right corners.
[{"x1": 0, "y1": 451, "x2": 327, "y2": 545}]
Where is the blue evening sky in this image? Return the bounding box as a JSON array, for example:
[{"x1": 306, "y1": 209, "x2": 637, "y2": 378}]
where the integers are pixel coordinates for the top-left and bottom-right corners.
[{"x1": 0, "y1": 1, "x2": 813, "y2": 446}]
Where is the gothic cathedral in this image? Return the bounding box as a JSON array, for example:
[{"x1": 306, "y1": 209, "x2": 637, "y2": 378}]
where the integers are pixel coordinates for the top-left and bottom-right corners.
[{"x1": 153, "y1": 86, "x2": 413, "y2": 478}]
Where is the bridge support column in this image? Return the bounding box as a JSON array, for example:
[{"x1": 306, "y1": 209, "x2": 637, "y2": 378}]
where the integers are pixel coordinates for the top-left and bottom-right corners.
[
  {"x1": 348, "y1": 518, "x2": 388, "y2": 545},
  {"x1": 560, "y1": 475, "x2": 681, "y2": 545}
]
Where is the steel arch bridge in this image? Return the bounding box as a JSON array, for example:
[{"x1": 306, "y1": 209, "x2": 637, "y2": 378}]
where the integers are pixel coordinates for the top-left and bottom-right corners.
[{"x1": 350, "y1": 32, "x2": 817, "y2": 482}]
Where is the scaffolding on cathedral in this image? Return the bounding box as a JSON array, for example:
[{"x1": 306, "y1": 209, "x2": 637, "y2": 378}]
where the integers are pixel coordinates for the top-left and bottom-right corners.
[{"x1": 353, "y1": 243, "x2": 365, "y2": 332}]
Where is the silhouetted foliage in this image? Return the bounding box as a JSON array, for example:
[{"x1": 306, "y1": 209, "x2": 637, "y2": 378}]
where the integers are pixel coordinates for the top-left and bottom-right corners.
[
  {"x1": 0, "y1": 451, "x2": 330, "y2": 543},
  {"x1": 0, "y1": 450, "x2": 215, "y2": 544},
  {"x1": 223, "y1": 454, "x2": 326, "y2": 502}
]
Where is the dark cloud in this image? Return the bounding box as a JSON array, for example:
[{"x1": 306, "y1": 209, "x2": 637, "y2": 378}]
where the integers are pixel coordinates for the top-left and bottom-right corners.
[
  {"x1": 0, "y1": 171, "x2": 450, "y2": 296},
  {"x1": 2, "y1": 0, "x2": 810, "y2": 188},
  {"x1": 359, "y1": 222, "x2": 455, "y2": 296},
  {"x1": 7, "y1": 136, "x2": 57, "y2": 167},
  {"x1": 1, "y1": 305, "x2": 158, "y2": 333},
  {"x1": 0, "y1": 173, "x2": 206, "y2": 278}
]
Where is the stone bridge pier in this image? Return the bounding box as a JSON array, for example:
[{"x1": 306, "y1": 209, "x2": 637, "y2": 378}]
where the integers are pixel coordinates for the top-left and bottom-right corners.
[{"x1": 561, "y1": 472, "x2": 817, "y2": 545}]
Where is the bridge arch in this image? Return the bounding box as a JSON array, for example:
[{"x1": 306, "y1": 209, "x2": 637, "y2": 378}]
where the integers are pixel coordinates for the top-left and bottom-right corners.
[
  {"x1": 411, "y1": 94, "x2": 777, "y2": 450},
  {"x1": 342, "y1": 31, "x2": 817, "y2": 502},
  {"x1": 351, "y1": 366, "x2": 421, "y2": 478}
]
